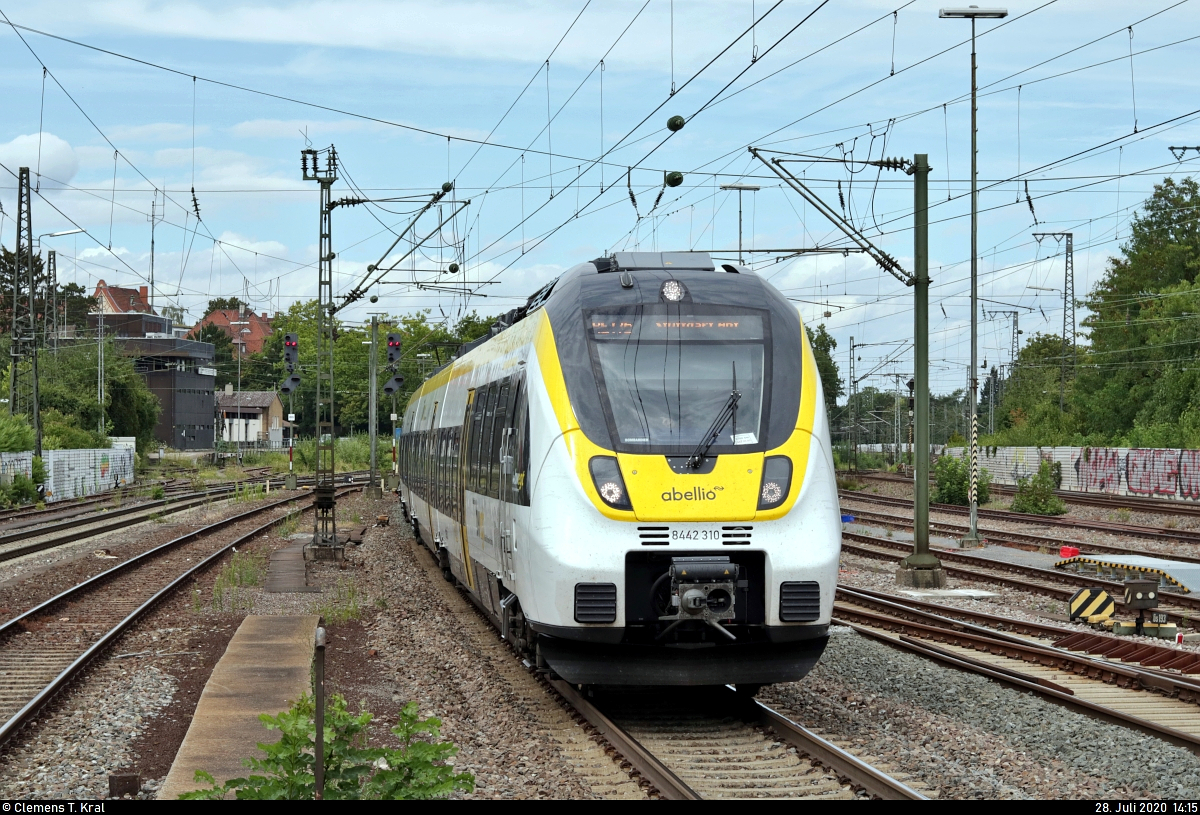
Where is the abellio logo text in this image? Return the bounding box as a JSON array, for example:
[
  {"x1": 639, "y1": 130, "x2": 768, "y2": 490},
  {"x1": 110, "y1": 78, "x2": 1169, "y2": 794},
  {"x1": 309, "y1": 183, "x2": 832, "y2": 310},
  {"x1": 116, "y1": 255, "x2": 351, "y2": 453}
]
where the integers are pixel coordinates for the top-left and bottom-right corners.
[{"x1": 662, "y1": 486, "x2": 723, "y2": 502}]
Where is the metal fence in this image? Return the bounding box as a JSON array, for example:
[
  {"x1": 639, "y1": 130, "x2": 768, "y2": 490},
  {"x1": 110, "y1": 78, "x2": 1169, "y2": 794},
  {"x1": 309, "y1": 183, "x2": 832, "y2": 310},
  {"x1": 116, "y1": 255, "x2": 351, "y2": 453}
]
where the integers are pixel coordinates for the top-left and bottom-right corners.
[
  {"x1": 44, "y1": 448, "x2": 136, "y2": 503},
  {"x1": 943, "y1": 445, "x2": 1200, "y2": 503}
]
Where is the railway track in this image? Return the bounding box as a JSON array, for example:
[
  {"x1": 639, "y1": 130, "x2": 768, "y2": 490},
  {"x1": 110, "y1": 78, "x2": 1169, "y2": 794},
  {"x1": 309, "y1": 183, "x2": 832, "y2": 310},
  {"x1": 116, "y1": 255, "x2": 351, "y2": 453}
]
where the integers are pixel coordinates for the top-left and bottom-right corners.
[
  {"x1": 854, "y1": 470, "x2": 1200, "y2": 519},
  {"x1": 839, "y1": 529, "x2": 1200, "y2": 627},
  {"x1": 0, "y1": 487, "x2": 356, "y2": 745},
  {"x1": 551, "y1": 681, "x2": 927, "y2": 799},
  {"x1": 832, "y1": 586, "x2": 1200, "y2": 754},
  {"x1": 840, "y1": 503, "x2": 1200, "y2": 565},
  {"x1": 0, "y1": 471, "x2": 371, "y2": 566},
  {"x1": 841, "y1": 489, "x2": 1200, "y2": 546}
]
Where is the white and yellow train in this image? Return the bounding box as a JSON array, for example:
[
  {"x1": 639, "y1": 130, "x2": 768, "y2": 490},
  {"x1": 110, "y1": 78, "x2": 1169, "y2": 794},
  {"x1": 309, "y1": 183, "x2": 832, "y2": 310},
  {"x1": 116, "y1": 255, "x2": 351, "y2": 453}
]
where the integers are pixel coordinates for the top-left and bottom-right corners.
[{"x1": 397, "y1": 252, "x2": 841, "y2": 686}]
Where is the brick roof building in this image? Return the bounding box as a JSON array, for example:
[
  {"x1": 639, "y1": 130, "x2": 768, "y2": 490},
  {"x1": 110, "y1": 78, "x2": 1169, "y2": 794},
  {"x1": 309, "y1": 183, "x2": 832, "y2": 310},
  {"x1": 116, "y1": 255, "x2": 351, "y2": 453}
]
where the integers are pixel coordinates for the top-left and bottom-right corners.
[
  {"x1": 93, "y1": 280, "x2": 155, "y2": 314},
  {"x1": 189, "y1": 308, "x2": 275, "y2": 355}
]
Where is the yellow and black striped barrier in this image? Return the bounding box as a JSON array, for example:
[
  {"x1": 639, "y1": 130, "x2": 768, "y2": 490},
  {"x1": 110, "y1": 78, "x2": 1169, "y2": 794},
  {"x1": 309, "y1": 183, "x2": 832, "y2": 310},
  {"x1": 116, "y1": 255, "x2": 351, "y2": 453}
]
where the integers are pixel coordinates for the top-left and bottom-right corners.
[{"x1": 1068, "y1": 588, "x2": 1115, "y2": 621}]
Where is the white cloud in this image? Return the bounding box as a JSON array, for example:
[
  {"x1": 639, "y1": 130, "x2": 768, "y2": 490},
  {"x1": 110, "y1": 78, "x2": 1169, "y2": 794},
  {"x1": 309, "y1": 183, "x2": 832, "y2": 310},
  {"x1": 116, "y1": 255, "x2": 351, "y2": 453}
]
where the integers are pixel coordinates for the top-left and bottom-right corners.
[
  {"x1": 79, "y1": 245, "x2": 130, "y2": 258},
  {"x1": 214, "y1": 231, "x2": 288, "y2": 256},
  {"x1": 0, "y1": 133, "x2": 80, "y2": 187}
]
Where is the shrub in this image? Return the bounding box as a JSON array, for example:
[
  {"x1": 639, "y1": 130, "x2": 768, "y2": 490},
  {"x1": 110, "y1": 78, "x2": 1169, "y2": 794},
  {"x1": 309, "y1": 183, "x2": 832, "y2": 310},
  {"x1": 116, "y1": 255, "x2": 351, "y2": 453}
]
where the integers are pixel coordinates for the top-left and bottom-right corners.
[
  {"x1": 932, "y1": 453, "x2": 991, "y2": 506},
  {"x1": 180, "y1": 694, "x2": 473, "y2": 800},
  {"x1": 1010, "y1": 460, "x2": 1067, "y2": 515}
]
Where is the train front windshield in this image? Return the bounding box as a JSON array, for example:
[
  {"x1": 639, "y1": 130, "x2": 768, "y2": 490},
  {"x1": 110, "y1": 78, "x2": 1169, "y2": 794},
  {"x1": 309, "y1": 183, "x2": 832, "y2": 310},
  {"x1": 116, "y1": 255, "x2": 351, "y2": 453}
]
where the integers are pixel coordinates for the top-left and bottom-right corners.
[{"x1": 586, "y1": 306, "x2": 770, "y2": 454}]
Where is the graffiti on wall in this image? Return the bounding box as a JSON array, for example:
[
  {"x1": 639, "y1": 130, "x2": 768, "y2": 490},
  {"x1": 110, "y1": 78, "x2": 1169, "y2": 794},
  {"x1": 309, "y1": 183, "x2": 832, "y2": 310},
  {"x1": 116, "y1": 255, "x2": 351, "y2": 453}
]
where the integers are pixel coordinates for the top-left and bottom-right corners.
[
  {"x1": 1182, "y1": 451, "x2": 1200, "y2": 500},
  {"x1": 1126, "y1": 448, "x2": 1180, "y2": 496},
  {"x1": 1073, "y1": 448, "x2": 1122, "y2": 493}
]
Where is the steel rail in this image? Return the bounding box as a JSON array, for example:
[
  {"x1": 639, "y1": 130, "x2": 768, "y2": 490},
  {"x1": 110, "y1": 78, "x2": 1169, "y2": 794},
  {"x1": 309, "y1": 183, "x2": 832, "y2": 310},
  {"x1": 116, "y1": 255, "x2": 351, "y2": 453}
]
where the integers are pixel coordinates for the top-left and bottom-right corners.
[
  {"x1": 843, "y1": 504, "x2": 1200, "y2": 564},
  {"x1": 0, "y1": 487, "x2": 355, "y2": 744},
  {"x1": 548, "y1": 679, "x2": 700, "y2": 800},
  {"x1": 841, "y1": 488, "x2": 1200, "y2": 546},
  {"x1": 743, "y1": 693, "x2": 927, "y2": 800},
  {"x1": 831, "y1": 594, "x2": 1200, "y2": 756},
  {"x1": 0, "y1": 471, "x2": 369, "y2": 564},
  {"x1": 855, "y1": 470, "x2": 1200, "y2": 518}
]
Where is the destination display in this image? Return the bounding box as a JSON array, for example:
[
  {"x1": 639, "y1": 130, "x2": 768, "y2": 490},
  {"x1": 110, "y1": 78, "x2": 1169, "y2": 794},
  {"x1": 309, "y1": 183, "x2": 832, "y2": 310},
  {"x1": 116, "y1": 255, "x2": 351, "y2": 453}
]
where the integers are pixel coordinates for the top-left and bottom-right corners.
[{"x1": 589, "y1": 313, "x2": 764, "y2": 342}]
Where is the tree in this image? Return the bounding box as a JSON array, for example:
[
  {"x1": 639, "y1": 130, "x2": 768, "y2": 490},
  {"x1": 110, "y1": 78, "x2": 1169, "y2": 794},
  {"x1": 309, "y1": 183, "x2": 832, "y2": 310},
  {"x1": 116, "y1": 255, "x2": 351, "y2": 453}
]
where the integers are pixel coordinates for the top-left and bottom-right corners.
[
  {"x1": 205, "y1": 297, "x2": 246, "y2": 315},
  {"x1": 986, "y1": 332, "x2": 1077, "y2": 446},
  {"x1": 805, "y1": 324, "x2": 843, "y2": 419},
  {"x1": 1074, "y1": 176, "x2": 1200, "y2": 443},
  {"x1": 0, "y1": 247, "x2": 96, "y2": 335}
]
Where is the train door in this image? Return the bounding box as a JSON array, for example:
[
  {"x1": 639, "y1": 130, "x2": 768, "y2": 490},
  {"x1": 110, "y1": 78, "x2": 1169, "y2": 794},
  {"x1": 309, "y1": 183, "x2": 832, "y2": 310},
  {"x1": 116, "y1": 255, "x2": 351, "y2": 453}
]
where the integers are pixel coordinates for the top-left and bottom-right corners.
[
  {"x1": 498, "y1": 370, "x2": 525, "y2": 583},
  {"x1": 488, "y1": 378, "x2": 511, "y2": 572},
  {"x1": 458, "y1": 389, "x2": 476, "y2": 590},
  {"x1": 425, "y1": 401, "x2": 438, "y2": 542}
]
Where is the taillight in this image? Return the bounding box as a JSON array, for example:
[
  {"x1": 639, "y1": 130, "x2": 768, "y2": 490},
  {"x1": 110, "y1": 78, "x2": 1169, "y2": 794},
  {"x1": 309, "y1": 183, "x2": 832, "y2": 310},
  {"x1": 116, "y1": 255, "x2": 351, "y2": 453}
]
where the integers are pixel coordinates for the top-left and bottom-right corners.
[
  {"x1": 758, "y1": 456, "x2": 792, "y2": 510},
  {"x1": 589, "y1": 456, "x2": 632, "y2": 511}
]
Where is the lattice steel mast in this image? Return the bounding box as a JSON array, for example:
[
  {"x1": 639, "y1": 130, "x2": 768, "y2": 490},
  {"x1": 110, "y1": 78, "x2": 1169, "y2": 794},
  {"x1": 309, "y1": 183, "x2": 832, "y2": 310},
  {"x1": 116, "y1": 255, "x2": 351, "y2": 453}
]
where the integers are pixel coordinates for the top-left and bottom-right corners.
[
  {"x1": 1033, "y1": 231, "x2": 1075, "y2": 412},
  {"x1": 10, "y1": 167, "x2": 41, "y2": 457},
  {"x1": 302, "y1": 146, "x2": 339, "y2": 549}
]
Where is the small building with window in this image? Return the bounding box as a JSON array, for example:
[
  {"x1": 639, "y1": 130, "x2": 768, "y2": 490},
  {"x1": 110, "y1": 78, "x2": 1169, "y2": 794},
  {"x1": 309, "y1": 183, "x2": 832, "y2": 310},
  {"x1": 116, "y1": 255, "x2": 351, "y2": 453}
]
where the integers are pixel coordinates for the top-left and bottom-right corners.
[{"x1": 216, "y1": 388, "x2": 287, "y2": 447}]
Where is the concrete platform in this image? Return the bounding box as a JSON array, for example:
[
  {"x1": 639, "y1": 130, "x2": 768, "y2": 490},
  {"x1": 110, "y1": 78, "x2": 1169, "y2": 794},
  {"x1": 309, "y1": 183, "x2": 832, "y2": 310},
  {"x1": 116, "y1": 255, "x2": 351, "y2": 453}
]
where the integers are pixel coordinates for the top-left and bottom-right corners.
[{"x1": 158, "y1": 615, "x2": 319, "y2": 799}]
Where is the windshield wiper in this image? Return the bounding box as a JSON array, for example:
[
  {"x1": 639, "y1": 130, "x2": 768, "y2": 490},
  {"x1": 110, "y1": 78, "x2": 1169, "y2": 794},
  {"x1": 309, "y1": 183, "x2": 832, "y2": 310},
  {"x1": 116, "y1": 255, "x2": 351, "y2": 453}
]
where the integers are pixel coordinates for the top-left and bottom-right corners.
[{"x1": 687, "y1": 388, "x2": 741, "y2": 469}]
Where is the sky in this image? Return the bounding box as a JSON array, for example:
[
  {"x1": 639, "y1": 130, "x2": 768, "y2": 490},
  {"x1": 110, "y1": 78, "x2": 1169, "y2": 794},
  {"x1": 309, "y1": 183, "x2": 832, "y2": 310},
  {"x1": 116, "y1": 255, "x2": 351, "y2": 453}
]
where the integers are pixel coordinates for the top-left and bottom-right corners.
[{"x1": 0, "y1": 0, "x2": 1198, "y2": 403}]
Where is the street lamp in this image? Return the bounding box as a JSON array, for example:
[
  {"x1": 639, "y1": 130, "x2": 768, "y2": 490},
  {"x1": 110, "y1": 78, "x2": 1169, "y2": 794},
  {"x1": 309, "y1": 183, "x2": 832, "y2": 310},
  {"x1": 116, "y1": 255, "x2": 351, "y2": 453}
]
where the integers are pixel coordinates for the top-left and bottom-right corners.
[
  {"x1": 940, "y1": 5, "x2": 1007, "y2": 548},
  {"x1": 719, "y1": 183, "x2": 761, "y2": 264}
]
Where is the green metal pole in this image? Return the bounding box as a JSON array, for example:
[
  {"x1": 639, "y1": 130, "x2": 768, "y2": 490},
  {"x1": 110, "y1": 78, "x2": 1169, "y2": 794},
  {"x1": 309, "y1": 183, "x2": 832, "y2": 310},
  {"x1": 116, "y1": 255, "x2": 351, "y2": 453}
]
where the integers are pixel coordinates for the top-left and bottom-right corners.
[{"x1": 899, "y1": 154, "x2": 944, "y2": 584}]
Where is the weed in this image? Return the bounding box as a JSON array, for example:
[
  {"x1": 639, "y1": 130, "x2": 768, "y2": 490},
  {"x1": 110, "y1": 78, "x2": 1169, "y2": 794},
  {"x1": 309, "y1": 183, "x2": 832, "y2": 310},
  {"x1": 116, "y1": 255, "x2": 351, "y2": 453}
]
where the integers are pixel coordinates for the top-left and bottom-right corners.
[
  {"x1": 277, "y1": 510, "x2": 301, "y2": 539},
  {"x1": 1010, "y1": 460, "x2": 1067, "y2": 516},
  {"x1": 885, "y1": 528, "x2": 894, "y2": 539},
  {"x1": 210, "y1": 550, "x2": 267, "y2": 613},
  {"x1": 374, "y1": 596, "x2": 389, "y2": 610},
  {"x1": 312, "y1": 577, "x2": 361, "y2": 623},
  {"x1": 235, "y1": 482, "x2": 266, "y2": 503},
  {"x1": 148, "y1": 511, "x2": 166, "y2": 524},
  {"x1": 191, "y1": 584, "x2": 203, "y2": 613},
  {"x1": 1165, "y1": 517, "x2": 1180, "y2": 529},
  {"x1": 836, "y1": 476, "x2": 862, "y2": 492},
  {"x1": 1114, "y1": 508, "x2": 1133, "y2": 523},
  {"x1": 180, "y1": 694, "x2": 473, "y2": 800},
  {"x1": 151, "y1": 484, "x2": 166, "y2": 500}
]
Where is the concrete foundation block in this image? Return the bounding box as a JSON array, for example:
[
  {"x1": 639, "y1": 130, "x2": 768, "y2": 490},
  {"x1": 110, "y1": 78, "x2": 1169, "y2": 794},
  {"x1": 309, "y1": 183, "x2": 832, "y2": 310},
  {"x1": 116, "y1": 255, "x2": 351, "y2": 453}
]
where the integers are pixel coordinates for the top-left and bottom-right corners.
[{"x1": 895, "y1": 566, "x2": 948, "y2": 588}]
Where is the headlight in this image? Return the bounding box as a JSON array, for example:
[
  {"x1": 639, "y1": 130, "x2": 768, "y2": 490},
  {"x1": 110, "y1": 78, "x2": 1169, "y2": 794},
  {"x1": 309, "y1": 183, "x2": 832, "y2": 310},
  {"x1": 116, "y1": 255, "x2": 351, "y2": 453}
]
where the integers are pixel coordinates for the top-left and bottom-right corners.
[
  {"x1": 589, "y1": 456, "x2": 633, "y2": 511},
  {"x1": 757, "y1": 456, "x2": 792, "y2": 510}
]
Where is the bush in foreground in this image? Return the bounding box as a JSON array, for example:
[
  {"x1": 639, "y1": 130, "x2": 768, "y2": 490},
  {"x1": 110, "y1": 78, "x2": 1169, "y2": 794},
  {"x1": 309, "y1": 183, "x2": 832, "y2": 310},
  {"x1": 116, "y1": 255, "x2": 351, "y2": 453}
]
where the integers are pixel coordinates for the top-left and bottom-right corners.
[{"x1": 181, "y1": 694, "x2": 473, "y2": 800}]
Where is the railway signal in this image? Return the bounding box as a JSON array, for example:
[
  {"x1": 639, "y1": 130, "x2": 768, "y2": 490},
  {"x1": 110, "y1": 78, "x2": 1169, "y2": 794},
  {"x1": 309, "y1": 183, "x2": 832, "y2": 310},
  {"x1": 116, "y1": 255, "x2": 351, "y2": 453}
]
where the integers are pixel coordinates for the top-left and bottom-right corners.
[
  {"x1": 383, "y1": 373, "x2": 405, "y2": 396},
  {"x1": 284, "y1": 333, "x2": 299, "y2": 371},
  {"x1": 387, "y1": 333, "x2": 402, "y2": 364},
  {"x1": 279, "y1": 373, "x2": 302, "y2": 394}
]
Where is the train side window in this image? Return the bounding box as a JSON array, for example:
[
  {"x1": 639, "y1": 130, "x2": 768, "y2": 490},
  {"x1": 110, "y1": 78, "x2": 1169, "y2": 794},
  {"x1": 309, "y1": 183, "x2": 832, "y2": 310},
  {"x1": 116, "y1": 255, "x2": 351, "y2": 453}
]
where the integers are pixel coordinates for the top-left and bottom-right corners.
[
  {"x1": 469, "y1": 388, "x2": 487, "y2": 493},
  {"x1": 506, "y1": 376, "x2": 530, "y2": 506},
  {"x1": 488, "y1": 379, "x2": 510, "y2": 499},
  {"x1": 476, "y1": 383, "x2": 499, "y2": 495},
  {"x1": 450, "y1": 426, "x2": 461, "y2": 521},
  {"x1": 442, "y1": 427, "x2": 452, "y2": 513}
]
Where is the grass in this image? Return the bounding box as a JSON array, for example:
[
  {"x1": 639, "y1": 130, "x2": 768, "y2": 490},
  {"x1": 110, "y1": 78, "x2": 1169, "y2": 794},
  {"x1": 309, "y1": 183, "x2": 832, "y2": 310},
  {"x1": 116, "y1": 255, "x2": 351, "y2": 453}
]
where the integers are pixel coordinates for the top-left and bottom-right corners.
[
  {"x1": 1112, "y1": 508, "x2": 1133, "y2": 523},
  {"x1": 311, "y1": 577, "x2": 361, "y2": 623},
  {"x1": 277, "y1": 509, "x2": 302, "y2": 539},
  {"x1": 210, "y1": 550, "x2": 267, "y2": 613}
]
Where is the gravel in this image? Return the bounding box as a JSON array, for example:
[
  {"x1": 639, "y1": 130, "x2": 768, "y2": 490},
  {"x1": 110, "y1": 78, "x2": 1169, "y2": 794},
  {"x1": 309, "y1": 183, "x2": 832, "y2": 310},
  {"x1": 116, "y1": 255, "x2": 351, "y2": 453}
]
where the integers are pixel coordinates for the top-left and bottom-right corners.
[
  {"x1": 0, "y1": 659, "x2": 177, "y2": 799},
  {"x1": 764, "y1": 625, "x2": 1200, "y2": 799}
]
